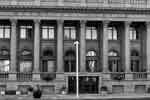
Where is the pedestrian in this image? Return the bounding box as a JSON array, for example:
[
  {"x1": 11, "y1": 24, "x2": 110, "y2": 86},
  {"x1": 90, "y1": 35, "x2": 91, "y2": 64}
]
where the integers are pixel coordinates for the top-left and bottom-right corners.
[{"x1": 33, "y1": 84, "x2": 42, "y2": 99}]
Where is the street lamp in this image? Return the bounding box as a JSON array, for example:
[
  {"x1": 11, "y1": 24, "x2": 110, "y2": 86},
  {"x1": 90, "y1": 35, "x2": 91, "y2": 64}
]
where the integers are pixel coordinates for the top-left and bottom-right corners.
[{"x1": 74, "y1": 41, "x2": 79, "y2": 98}]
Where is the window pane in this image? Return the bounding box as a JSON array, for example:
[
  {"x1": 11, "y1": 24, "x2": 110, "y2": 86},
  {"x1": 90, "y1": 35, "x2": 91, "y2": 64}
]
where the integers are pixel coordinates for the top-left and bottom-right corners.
[
  {"x1": 20, "y1": 61, "x2": 32, "y2": 72},
  {"x1": 42, "y1": 29, "x2": 48, "y2": 39},
  {"x1": 47, "y1": 61, "x2": 55, "y2": 72},
  {"x1": 92, "y1": 29, "x2": 97, "y2": 39},
  {"x1": 27, "y1": 28, "x2": 32, "y2": 39},
  {"x1": 87, "y1": 60, "x2": 96, "y2": 72},
  {"x1": 129, "y1": 28, "x2": 133, "y2": 40},
  {"x1": 0, "y1": 28, "x2": 3, "y2": 38},
  {"x1": 5, "y1": 28, "x2": 10, "y2": 38},
  {"x1": 86, "y1": 29, "x2": 91, "y2": 39},
  {"x1": 64, "y1": 28, "x2": 70, "y2": 39},
  {"x1": 108, "y1": 28, "x2": 112, "y2": 40},
  {"x1": 86, "y1": 51, "x2": 96, "y2": 56},
  {"x1": 20, "y1": 29, "x2": 26, "y2": 39},
  {"x1": 113, "y1": 28, "x2": 117, "y2": 40},
  {"x1": 71, "y1": 29, "x2": 76, "y2": 39},
  {"x1": 0, "y1": 60, "x2": 10, "y2": 72},
  {"x1": 49, "y1": 28, "x2": 54, "y2": 39}
]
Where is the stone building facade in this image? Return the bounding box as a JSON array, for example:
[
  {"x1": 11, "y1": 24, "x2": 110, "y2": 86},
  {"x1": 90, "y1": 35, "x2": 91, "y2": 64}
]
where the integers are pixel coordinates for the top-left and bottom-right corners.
[{"x1": 0, "y1": 0, "x2": 149, "y2": 95}]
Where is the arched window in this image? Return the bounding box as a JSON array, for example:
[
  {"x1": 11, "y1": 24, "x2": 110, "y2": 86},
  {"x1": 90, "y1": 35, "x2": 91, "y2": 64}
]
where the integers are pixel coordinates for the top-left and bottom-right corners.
[
  {"x1": 64, "y1": 50, "x2": 76, "y2": 72},
  {"x1": 108, "y1": 50, "x2": 121, "y2": 72},
  {"x1": 41, "y1": 49, "x2": 55, "y2": 72},
  {"x1": 86, "y1": 50, "x2": 98, "y2": 72},
  {"x1": 86, "y1": 51, "x2": 96, "y2": 57},
  {"x1": 131, "y1": 50, "x2": 141, "y2": 72},
  {"x1": 0, "y1": 49, "x2": 9, "y2": 56},
  {"x1": 21, "y1": 50, "x2": 32, "y2": 56},
  {"x1": 108, "y1": 50, "x2": 118, "y2": 57}
]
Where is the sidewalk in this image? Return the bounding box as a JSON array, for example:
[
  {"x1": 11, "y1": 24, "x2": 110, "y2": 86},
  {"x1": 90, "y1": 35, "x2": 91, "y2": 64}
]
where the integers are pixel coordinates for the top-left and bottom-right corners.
[{"x1": 1, "y1": 94, "x2": 150, "y2": 100}]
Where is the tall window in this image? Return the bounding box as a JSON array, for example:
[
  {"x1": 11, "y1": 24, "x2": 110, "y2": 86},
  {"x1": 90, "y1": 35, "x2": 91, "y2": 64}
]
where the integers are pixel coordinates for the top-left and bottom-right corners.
[
  {"x1": 0, "y1": 25, "x2": 10, "y2": 39},
  {"x1": 0, "y1": 49, "x2": 10, "y2": 72},
  {"x1": 86, "y1": 27, "x2": 97, "y2": 40},
  {"x1": 129, "y1": 27, "x2": 139, "y2": 40},
  {"x1": 19, "y1": 50, "x2": 32, "y2": 72},
  {"x1": 41, "y1": 49, "x2": 55, "y2": 72},
  {"x1": 64, "y1": 27, "x2": 76, "y2": 40},
  {"x1": 108, "y1": 50, "x2": 121, "y2": 72},
  {"x1": 86, "y1": 51, "x2": 97, "y2": 72},
  {"x1": 42, "y1": 26, "x2": 55, "y2": 40},
  {"x1": 20, "y1": 61, "x2": 32, "y2": 72},
  {"x1": 20, "y1": 25, "x2": 33, "y2": 39},
  {"x1": 131, "y1": 50, "x2": 141, "y2": 72},
  {"x1": 108, "y1": 26, "x2": 118, "y2": 40},
  {"x1": 0, "y1": 60, "x2": 10, "y2": 72},
  {"x1": 64, "y1": 50, "x2": 76, "y2": 72}
]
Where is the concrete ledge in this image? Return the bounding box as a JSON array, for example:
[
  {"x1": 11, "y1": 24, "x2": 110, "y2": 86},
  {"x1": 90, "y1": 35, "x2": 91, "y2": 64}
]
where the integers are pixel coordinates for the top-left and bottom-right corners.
[{"x1": 1, "y1": 94, "x2": 150, "y2": 100}]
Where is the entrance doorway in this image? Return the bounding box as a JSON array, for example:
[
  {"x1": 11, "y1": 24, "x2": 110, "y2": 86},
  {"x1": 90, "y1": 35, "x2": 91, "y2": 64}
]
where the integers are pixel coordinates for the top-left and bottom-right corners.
[{"x1": 68, "y1": 76, "x2": 99, "y2": 94}]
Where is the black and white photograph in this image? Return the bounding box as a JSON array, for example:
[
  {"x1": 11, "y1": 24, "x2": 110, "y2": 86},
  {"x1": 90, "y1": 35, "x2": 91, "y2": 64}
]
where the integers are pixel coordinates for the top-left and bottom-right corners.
[{"x1": 0, "y1": 0, "x2": 149, "y2": 100}]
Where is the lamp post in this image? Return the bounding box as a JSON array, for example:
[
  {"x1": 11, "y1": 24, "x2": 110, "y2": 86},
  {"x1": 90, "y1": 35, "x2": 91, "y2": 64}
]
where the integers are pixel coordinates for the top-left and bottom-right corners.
[{"x1": 74, "y1": 41, "x2": 79, "y2": 98}]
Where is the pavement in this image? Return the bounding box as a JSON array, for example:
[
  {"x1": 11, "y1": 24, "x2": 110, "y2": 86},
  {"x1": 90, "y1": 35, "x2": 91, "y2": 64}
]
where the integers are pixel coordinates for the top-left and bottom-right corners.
[{"x1": 1, "y1": 94, "x2": 150, "y2": 100}]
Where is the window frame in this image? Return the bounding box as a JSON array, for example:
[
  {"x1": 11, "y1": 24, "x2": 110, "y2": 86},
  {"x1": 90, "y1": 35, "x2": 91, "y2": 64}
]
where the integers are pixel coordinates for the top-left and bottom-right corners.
[
  {"x1": 86, "y1": 27, "x2": 97, "y2": 40},
  {"x1": 129, "y1": 27, "x2": 139, "y2": 40},
  {"x1": 108, "y1": 26, "x2": 118, "y2": 40},
  {"x1": 64, "y1": 26, "x2": 76, "y2": 40},
  {"x1": 41, "y1": 26, "x2": 55, "y2": 40},
  {"x1": 0, "y1": 25, "x2": 11, "y2": 39},
  {"x1": 19, "y1": 25, "x2": 33, "y2": 40}
]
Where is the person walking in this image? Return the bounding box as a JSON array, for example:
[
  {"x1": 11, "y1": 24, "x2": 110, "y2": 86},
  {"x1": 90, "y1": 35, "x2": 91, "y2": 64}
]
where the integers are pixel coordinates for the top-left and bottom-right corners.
[{"x1": 33, "y1": 84, "x2": 42, "y2": 99}]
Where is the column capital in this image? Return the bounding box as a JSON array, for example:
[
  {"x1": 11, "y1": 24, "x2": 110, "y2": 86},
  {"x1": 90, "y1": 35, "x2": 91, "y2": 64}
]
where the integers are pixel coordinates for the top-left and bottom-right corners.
[
  {"x1": 124, "y1": 21, "x2": 132, "y2": 26},
  {"x1": 57, "y1": 20, "x2": 64, "y2": 24},
  {"x1": 34, "y1": 19, "x2": 40, "y2": 24},
  {"x1": 10, "y1": 19, "x2": 17, "y2": 26},
  {"x1": 146, "y1": 22, "x2": 150, "y2": 26},
  {"x1": 102, "y1": 21, "x2": 110, "y2": 25},
  {"x1": 80, "y1": 20, "x2": 86, "y2": 24}
]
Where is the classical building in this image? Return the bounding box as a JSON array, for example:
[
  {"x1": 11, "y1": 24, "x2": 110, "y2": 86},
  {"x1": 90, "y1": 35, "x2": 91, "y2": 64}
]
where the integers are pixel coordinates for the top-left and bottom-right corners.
[{"x1": 0, "y1": 0, "x2": 150, "y2": 95}]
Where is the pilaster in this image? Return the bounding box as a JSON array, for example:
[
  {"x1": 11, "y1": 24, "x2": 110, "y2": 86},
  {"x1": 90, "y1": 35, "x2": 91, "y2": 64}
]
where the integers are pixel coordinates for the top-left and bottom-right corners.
[
  {"x1": 57, "y1": 20, "x2": 64, "y2": 72},
  {"x1": 9, "y1": 19, "x2": 17, "y2": 81},
  {"x1": 80, "y1": 20, "x2": 86, "y2": 72},
  {"x1": 124, "y1": 21, "x2": 132, "y2": 80},
  {"x1": 33, "y1": 19, "x2": 40, "y2": 80},
  {"x1": 146, "y1": 22, "x2": 150, "y2": 80},
  {"x1": 102, "y1": 21, "x2": 109, "y2": 72}
]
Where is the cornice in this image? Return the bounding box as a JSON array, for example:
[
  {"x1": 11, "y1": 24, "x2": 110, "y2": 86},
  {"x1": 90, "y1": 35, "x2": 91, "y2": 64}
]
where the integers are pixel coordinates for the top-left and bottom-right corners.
[{"x1": 0, "y1": 5, "x2": 150, "y2": 15}]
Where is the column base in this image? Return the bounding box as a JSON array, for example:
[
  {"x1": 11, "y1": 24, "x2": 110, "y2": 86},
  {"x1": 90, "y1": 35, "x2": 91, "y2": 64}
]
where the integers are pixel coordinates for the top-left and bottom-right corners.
[
  {"x1": 9, "y1": 73, "x2": 16, "y2": 81},
  {"x1": 125, "y1": 73, "x2": 133, "y2": 80},
  {"x1": 32, "y1": 74, "x2": 41, "y2": 81}
]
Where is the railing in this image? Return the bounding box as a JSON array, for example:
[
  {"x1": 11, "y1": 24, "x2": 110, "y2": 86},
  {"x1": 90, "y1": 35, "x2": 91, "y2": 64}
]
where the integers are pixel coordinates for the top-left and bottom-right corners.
[
  {"x1": 0, "y1": 72, "x2": 148, "y2": 81},
  {"x1": 16, "y1": 72, "x2": 32, "y2": 81},
  {"x1": 0, "y1": 73, "x2": 8, "y2": 81},
  {"x1": 0, "y1": 0, "x2": 149, "y2": 9},
  {"x1": 133, "y1": 72, "x2": 147, "y2": 79},
  {"x1": 111, "y1": 73, "x2": 125, "y2": 80}
]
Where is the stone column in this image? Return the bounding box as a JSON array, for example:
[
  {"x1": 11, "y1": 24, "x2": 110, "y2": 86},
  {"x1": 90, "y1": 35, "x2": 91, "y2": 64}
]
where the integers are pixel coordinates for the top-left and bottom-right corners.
[
  {"x1": 9, "y1": 19, "x2": 17, "y2": 81},
  {"x1": 57, "y1": 20, "x2": 64, "y2": 72},
  {"x1": 146, "y1": 22, "x2": 150, "y2": 73},
  {"x1": 80, "y1": 20, "x2": 86, "y2": 72},
  {"x1": 33, "y1": 19, "x2": 40, "y2": 80},
  {"x1": 124, "y1": 21, "x2": 131, "y2": 72},
  {"x1": 102, "y1": 21, "x2": 109, "y2": 72},
  {"x1": 123, "y1": 21, "x2": 132, "y2": 80}
]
